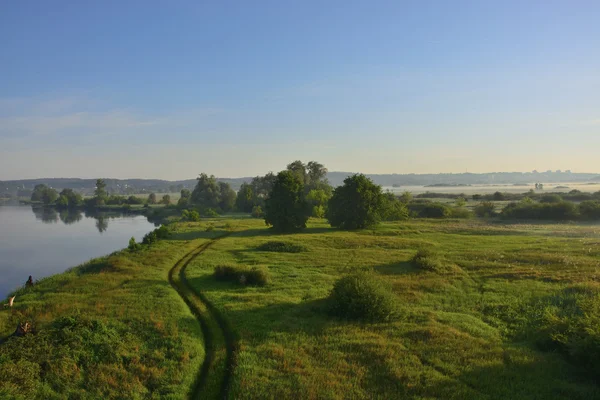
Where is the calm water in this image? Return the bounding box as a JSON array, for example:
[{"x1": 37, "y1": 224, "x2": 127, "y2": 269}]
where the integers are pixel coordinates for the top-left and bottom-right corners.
[{"x1": 0, "y1": 206, "x2": 156, "y2": 299}]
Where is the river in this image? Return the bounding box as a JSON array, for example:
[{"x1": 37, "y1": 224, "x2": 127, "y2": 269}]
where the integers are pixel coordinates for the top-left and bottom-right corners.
[{"x1": 0, "y1": 206, "x2": 156, "y2": 298}]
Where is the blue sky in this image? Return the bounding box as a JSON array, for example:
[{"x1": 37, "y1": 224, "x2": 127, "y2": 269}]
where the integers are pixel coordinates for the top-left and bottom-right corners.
[{"x1": 1, "y1": 1, "x2": 599, "y2": 179}]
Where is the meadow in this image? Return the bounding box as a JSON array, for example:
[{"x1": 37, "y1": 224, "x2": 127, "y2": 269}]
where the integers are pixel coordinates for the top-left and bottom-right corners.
[{"x1": 1, "y1": 217, "x2": 599, "y2": 399}]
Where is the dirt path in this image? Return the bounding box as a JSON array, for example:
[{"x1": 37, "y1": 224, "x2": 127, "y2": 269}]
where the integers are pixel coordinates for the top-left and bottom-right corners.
[{"x1": 168, "y1": 234, "x2": 236, "y2": 399}]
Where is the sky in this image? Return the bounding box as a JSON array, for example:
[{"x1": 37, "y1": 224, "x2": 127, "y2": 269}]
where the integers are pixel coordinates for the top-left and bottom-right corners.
[{"x1": 1, "y1": 1, "x2": 599, "y2": 180}]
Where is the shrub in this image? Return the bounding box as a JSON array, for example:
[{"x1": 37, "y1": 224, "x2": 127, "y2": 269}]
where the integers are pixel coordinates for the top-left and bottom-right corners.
[
  {"x1": 257, "y1": 241, "x2": 307, "y2": 253},
  {"x1": 204, "y1": 208, "x2": 220, "y2": 218},
  {"x1": 328, "y1": 271, "x2": 396, "y2": 322},
  {"x1": 540, "y1": 194, "x2": 563, "y2": 203},
  {"x1": 474, "y1": 201, "x2": 497, "y2": 217},
  {"x1": 525, "y1": 285, "x2": 600, "y2": 379},
  {"x1": 381, "y1": 194, "x2": 409, "y2": 221},
  {"x1": 251, "y1": 205, "x2": 264, "y2": 218},
  {"x1": 127, "y1": 237, "x2": 140, "y2": 252},
  {"x1": 418, "y1": 203, "x2": 451, "y2": 218},
  {"x1": 411, "y1": 249, "x2": 445, "y2": 272},
  {"x1": 501, "y1": 201, "x2": 578, "y2": 221},
  {"x1": 579, "y1": 201, "x2": 600, "y2": 220},
  {"x1": 448, "y1": 207, "x2": 473, "y2": 219},
  {"x1": 214, "y1": 265, "x2": 269, "y2": 286},
  {"x1": 181, "y1": 209, "x2": 201, "y2": 222},
  {"x1": 142, "y1": 225, "x2": 171, "y2": 245},
  {"x1": 205, "y1": 224, "x2": 215, "y2": 232}
]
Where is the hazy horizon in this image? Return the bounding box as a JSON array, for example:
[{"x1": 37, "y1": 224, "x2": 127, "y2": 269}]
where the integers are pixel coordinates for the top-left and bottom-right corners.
[
  {"x1": 2, "y1": 168, "x2": 599, "y2": 183},
  {"x1": 2, "y1": 2, "x2": 599, "y2": 180}
]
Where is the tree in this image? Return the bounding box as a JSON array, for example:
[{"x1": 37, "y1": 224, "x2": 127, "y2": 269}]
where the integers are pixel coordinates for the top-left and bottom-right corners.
[
  {"x1": 326, "y1": 174, "x2": 386, "y2": 229},
  {"x1": 218, "y1": 182, "x2": 236, "y2": 212},
  {"x1": 235, "y1": 183, "x2": 254, "y2": 212},
  {"x1": 161, "y1": 194, "x2": 171, "y2": 205},
  {"x1": 91, "y1": 179, "x2": 108, "y2": 206},
  {"x1": 191, "y1": 173, "x2": 220, "y2": 209},
  {"x1": 56, "y1": 188, "x2": 82, "y2": 209},
  {"x1": 178, "y1": 189, "x2": 191, "y2": 208},
  {"x1": 94, "y1": 179, "x2": 107, "y2": 199},
  {"x1": 264, "y1": 171, "x2": 310, "y2": 232},
  {"x1": 286, "y1": 160, "x2": 331, "y2": 193},
  {"x1": 286, "y1": 160, "x2": 307, "y2": 185},
  {"x1": 148, "y1": 193, "x2": 157, "y2": 204},
  {"x1": 31, "y1": 184, "x2": 58, "y2": 205},
  {"x1": 306, "y1": 189, "x2": 331, "y2": 218}
]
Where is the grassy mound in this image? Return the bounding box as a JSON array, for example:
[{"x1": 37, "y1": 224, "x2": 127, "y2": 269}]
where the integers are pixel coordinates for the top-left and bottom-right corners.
[
  {"x1": 256, "y1": 241, "x2": 307, "y2": 253},
  {"x1": 327, "y1": 271, "x2": 396, "y2": 322},
  {"x1": 411, "y1": 248, "x2": 446, "y2": 272},
  {"x1": 214, "y1": 265, "x2": 270, "y2": 286}
]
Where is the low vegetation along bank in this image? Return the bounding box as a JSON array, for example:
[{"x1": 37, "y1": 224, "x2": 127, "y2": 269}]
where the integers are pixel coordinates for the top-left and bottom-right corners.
[{"x1": 1, "y1": 217, "x2": 600, "y2": 399}]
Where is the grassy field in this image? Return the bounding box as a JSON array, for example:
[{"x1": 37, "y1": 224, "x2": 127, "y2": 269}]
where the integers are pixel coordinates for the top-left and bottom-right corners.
[
  {"x1": 1, "y1": 217, "x2": 599, "y2": 398},
  {"x1": 185, "y1": 218, "x2": 600, "y2": 399},
  {"x1": 0, "y1": 230, "x2": 218, "y2": 399}
]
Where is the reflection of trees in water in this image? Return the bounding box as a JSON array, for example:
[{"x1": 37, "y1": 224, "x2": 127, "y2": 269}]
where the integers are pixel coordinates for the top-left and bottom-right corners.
[
  {"x1": 58, "y1": 209, "x2": 83, "y2": 225},
  {"x1": 84, "y1": 209, "x2": 110, "y2": 233},
  {"x1": 31, "y1": 206, "x2": 58, "y2": 223},
  {"x1": 30, "y1": 206, "x2": 156, "y2": 233},
  {"x1": 95, "y1": 216, "x2": 108, "y2": 233}
]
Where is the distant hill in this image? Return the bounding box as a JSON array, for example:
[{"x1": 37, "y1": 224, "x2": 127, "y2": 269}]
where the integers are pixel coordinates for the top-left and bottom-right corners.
[
  {"x1": 326, "y1": 171, "x2": 600, "y2": 188},
  {"x1": 2, "y1": 171, "x2": 598, "y2": 198}
]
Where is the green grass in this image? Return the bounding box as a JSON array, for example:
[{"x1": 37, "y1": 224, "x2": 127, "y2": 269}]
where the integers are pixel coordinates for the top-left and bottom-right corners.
[
  {"x1": 0, "y1": 223, "x2": 220, "y2": 399},
  {"x1": 2, "y1": 218, "x2": 600, "y2": 398},
  {"x1": 184, "y1": 218, "x2": 600, "y2": 399}
]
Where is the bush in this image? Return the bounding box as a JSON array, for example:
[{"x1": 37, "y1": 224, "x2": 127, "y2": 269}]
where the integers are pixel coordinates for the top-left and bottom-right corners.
[
  {"x1": 448, "y1": 207, "x2": 473, "y2": 219},
  {"x1": 328, "y1": 271, "x2": 396, "y2": 322},
  {"x1": 411, "y1": 249, "x2": 445, "y2": 272},
  {"x1": 381, "y1": 194, "x2": 409, "y2": 221},
  {"x1": 418, "y1": 203, "x2": 451, "y2": 218},
  {"x1": 257, "y1": 241, "x2": 307, "y2": 253},
  {"x1": 142, "y1": 225, "x2": 171, "y2": 245},
  {"x1": 578, "y1": 201, "x2": 600, "y2": 220},
  {"x1": 127, "y1": 237, "x2": 140, "y2": 252},
  {"x1": 474, "y1": 201, "x2": 496, "y2": 217},
  {"x1": 501, "y1": 201, "x2": 578, "y2": 221},
  {"x1": 214, "y1": 265, "x2": 270, "y2": 286},
  {"x1": 181, "y1": 209, "x2": 201, "y2": 222},
  {"x1": 525, "y1": 285, "x2": 600, "y2": 379},
  {"x1": 204, "y1": 208, "x2": 220, "y2": 218},
  {"x1": 540, "y1": 194, "x2": 563, "y2": 203},
  {"x1": 251, "y1": 205, "x2": 264, "y2": 218}
]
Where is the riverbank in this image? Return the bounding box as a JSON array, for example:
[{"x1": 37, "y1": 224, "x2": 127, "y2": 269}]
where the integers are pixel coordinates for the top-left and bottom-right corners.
[{"x1": 1, "y1": 218, "x2": 599, "y2": 398}]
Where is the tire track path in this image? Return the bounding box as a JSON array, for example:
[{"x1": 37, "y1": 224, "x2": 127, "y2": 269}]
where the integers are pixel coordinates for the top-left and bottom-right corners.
[{"x1": 168, "y1": 234, "x2": 236, "y2": 399}]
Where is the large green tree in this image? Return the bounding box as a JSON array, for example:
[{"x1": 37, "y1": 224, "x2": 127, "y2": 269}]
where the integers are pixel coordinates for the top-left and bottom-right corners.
[
  {"x1": 93, "y1": 179, "x2": 108, "y2": 205},
  {"x1": 285, "y1": 160, "x2": 331, "y2": 193},
  {"x1": 31, "y1": 184, "x2": 58, "y2": 205},
  {"x1": 326, "y1": 174, "x2": 386, "y2": 229},
  {"x1": 235, "y1": 183, "x2": 254, "y2": 212},
  {"x1": 265, "y1": 171, "x2": 310, "y2": 232},
  {"x1": 56, "y1": 188, "x2": 83, "y2": 209},
  {"x1": 218, "y1": 182, "x2": 236, "y2": 212},
  {"x1": 191, "y1": 173, "x2": 220, "y2": 209}
]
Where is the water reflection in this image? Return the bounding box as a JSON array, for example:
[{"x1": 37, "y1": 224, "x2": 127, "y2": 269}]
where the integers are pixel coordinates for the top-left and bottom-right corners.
[
  {"x1": 30, "y1": 206, "x2": 144, "y2": 233},
  {"x1": 31, "y1": 207, "x2": 59, "y2": 224},
  {"x1": 95, "y1": 216, "x2": 108, "y2": 233},
  {"x1": 59, "y1": 209, "x2": 83, "y2": 225}
]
